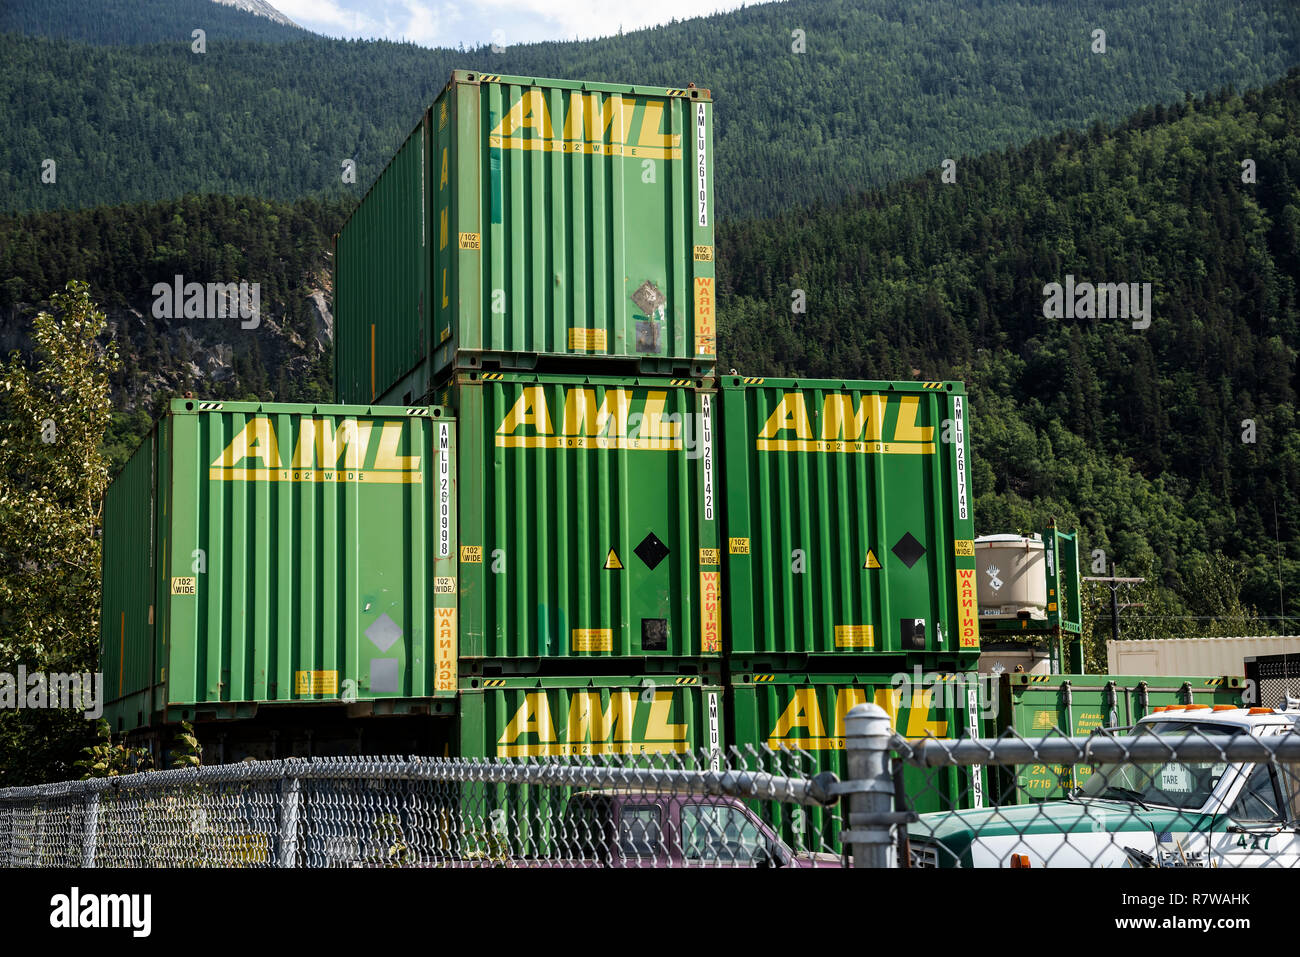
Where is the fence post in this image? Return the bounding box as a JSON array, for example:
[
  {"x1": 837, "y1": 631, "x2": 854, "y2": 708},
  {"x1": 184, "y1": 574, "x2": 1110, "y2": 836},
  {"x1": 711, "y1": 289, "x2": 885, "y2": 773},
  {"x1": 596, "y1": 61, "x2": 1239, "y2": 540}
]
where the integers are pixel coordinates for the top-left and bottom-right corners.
[
  {"x1": 842, "y1": 703, "x2": 897, "y2": 868},
  {"x1": 82, "y1": 790, "x2": 100, "y2": 868},
  {"x1": 278, "y1": 773, "x2": 301, "y2": 868}
]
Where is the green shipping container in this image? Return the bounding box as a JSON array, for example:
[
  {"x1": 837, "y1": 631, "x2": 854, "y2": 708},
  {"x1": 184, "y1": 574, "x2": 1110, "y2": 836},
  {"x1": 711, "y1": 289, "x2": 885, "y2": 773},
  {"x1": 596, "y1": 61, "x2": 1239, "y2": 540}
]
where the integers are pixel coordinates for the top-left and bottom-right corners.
[
  {"x1": 987, "y1": 672, "x2": 1248, "y2": 803},
  {"x1": 458, "y1": 674, "x2": 723, "y2": 758},
  {"x1": 729, "y1": 671, "x2": 986, "y2": 851},
  {"x1": 335, "y1": 70, "x2": 716, "y2": 406},
  {"x1": 446, "y1": 371, "x2": 720, "y2": 665},
  {"x1": 720, "y1": 377, "x2": 977, "y2": 663},
  {"x1": 100, "y1": 400, "x2": 459, "y2": 733}
]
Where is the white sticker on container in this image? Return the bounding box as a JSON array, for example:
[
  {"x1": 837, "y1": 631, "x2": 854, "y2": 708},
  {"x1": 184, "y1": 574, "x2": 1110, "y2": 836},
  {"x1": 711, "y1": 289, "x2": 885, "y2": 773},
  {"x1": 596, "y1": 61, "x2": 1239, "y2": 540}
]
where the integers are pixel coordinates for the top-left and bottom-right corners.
[
  {"x1": 967, "y1": 686, "x2": 984, "y2": 809},
  {"x1": 438, "y1": 422, "x2": 451, "y2": 557},
  {"x1": 953, "y1": 395, "x2": 968, "y2": 521},
  {"x1": 708, "y1": 690, "x2": 721, "y2": 771},
  {"x1": 695, "y1": 102, "x2": 708, "y2": 228},
  {"x1": 701, "y1": 394, "x2": 714, "y2": 521}
]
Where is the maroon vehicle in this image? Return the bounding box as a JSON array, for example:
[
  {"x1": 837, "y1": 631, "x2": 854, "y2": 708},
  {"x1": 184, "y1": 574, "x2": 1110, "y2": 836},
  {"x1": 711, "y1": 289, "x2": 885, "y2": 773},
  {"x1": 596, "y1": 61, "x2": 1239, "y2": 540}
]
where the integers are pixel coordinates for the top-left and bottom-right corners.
[{"x1": 544, "y1": 789, "x2": 844, "y2": 868}]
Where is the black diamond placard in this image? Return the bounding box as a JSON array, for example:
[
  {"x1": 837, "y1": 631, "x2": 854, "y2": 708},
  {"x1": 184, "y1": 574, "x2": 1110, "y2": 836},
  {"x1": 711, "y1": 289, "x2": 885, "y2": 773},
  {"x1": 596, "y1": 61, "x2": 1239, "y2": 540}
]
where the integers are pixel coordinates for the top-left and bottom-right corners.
[
  {"x1": 634, "y1": 532, "x2": 670, "y2": 570},
  {"x1": 891, "y1": 532, "x2": 926, "y2": 569}
]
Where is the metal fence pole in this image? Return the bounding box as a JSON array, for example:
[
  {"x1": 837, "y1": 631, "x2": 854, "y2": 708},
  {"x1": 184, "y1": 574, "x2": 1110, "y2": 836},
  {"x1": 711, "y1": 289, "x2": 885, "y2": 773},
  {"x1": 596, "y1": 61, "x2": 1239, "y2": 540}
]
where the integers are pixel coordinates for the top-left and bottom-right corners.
[
  {"x1": 82, "y1": 790, "x2": 100, "y2": 868},
  {"x1": 278, "y1": 774, "x2": 301, "y2": 868},
  {"x1": 842, "y1": 703, "x2": 898, "y2": 868}
]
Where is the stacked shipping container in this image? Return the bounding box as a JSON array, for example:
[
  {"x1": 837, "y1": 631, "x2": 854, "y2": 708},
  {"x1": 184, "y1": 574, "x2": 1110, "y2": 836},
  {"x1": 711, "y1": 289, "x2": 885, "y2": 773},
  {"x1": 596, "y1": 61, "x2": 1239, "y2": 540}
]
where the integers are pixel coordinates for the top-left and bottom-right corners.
[
  {"x1": 333, "y1": 71, "x2": 725, "y2": 761},
  {"x1": 99, "y1": 73, "x2": 988, "y2": 827}
]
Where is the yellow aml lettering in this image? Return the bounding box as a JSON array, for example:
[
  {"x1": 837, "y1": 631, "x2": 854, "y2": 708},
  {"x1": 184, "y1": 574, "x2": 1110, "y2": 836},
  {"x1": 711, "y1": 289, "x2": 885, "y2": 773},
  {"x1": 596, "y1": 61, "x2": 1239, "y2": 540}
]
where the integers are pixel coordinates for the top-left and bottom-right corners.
[
  {"x1": 893, "y1": 396, "x2": 934, "y2": 443},
  {"x1": 372, "y1": 421, "x2": 420, "y2": 470},
  {"x1": 771, "y1": 688, "x2": 826, "y2": 738},
  {"x1": 821, "y1": 394, "x2": 885, "y2": 441},
  {"x1": 499, "y1": 692, "x2": 555, "y2": 744},
  {"x1": 567, "y1": 691, "x2": 634, "y2": 743},
  {"x1": 562, "y1": 388, "x2": 629, "y2": 437},
  {"x1": 291, "y1": 419, "x2": 372, "y2": 469},
  {"x1": 499, "y1": 386, "x2": 553, "y2": 435},
  {"x1": 212, "y1": 417, "x2": 279, "y2": 468},
  {"x1": 758, "y1": 393, "x2": 812, "y2": 439}
]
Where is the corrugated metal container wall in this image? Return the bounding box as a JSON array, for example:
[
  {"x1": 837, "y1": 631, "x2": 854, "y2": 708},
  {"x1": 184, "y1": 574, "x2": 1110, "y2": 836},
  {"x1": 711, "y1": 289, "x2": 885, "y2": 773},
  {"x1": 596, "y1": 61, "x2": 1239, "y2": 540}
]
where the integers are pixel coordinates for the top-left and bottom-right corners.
[
  {"x1": 100, "y1": 400, "x2": 459, "y2": 733},
  {"x1": 102, "y1": 431, "x2": 161, "y2": 732},
  {"x1": 448, "y1": 371, "x2": 720, "y2": 663},
  {"x1": 729, "y1": 671, "x2": 985, "y2": 852},
  {"x1": 334, "y1": 120, "x2": 431, "y2": 407},
  {"x1": 1107, "y1": 636, "x2": 1300, "y2": 677},
  {"x1": 335, "y1": 70, "x2": 716, "y2": 405},
  {"x1": 988, "y1": 673, "x2": 1247, "y2": 803},
  {"x1": 458, "y1": 675, "x2": 723, "y2": 758},
  {"x1": 720, "y1": 377, "x2": 977, "y2": 661}
]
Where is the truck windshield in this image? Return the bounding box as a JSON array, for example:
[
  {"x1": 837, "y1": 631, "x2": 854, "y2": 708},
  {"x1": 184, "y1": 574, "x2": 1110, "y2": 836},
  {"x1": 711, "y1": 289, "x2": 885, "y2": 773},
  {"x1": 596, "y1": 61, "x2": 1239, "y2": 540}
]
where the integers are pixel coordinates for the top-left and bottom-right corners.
[
  {"x1": 681, "y1": 803, "x2": 769, "y2": 864},
  {"x1": 1077, "y1": 721, "x2": 1242, "y2": 810}
]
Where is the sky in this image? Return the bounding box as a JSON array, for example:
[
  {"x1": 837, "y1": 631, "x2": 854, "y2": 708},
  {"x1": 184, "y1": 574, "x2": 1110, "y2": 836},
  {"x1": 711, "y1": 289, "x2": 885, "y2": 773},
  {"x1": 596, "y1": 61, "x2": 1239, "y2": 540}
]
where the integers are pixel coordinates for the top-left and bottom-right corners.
[{"x1": 269, "y1": 0, "x2": 765, "y2": 48}]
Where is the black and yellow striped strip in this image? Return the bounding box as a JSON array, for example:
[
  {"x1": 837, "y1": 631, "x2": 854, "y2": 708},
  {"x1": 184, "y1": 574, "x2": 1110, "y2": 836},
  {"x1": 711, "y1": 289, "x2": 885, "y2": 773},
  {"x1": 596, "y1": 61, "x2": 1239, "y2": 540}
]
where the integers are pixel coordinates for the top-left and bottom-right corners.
[
  {"x1": 481, "y1": 373, "x2": 505, "y2": 380},
  {"x1": 921, "y1": 382, "x2": 944, "y2": 390},
  {"x1": 752, "y1": 674, "x2": 774, "y2": 682},
  {"x1": 482, "y1": 679, "x2": 506, "y2": 687},
  {"x1": 669, "y1": 378, "x2": 695, "y2": 386},
  {"x1": 673, "y1": 676, "x2": 699, "y2": 685},
  {"x1": 743, "y1": 376, "x2": 764, "y2": 384},
  {"x1": 477, "y1": 74, "x2": 502, "y2": 83}
]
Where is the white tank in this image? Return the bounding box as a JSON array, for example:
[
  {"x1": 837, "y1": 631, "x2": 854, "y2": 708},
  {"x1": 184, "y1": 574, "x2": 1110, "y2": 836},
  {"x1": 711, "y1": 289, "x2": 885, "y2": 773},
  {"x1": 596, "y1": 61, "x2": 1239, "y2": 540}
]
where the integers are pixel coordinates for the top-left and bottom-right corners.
[{"x1": 974, "y1": 534, "x2": 1048, "y2": 621}]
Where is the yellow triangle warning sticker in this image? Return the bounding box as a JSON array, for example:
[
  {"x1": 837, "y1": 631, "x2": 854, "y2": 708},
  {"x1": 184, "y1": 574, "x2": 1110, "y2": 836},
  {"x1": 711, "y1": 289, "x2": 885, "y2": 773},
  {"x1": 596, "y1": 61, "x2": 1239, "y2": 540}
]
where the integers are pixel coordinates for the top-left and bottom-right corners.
[
  {"x1": 604, "y1": 548, "x2": 623, "y2": 570},
  {"x1": 864, "y1": 549, "x2": 881, "y2": 569}
]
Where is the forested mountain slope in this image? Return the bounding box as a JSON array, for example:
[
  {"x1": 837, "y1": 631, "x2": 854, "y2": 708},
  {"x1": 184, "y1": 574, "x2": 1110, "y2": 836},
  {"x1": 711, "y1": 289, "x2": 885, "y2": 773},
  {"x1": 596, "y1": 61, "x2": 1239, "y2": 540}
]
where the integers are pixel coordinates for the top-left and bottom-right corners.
[{"x1": 3, "y1": 0, "x2": 1298, "y2": 218}]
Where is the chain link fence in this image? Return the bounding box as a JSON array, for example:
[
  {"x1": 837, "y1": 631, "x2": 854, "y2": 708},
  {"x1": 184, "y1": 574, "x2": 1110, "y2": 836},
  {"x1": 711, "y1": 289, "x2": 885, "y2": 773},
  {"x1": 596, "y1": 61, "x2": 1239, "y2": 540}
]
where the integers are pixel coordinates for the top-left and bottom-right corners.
[
  {"x1": 6, "y1": 706, "x2": 1300, "y2": 868},
  {"x1": 0, "y1": 749, "x2": 846, "y2": 868}
]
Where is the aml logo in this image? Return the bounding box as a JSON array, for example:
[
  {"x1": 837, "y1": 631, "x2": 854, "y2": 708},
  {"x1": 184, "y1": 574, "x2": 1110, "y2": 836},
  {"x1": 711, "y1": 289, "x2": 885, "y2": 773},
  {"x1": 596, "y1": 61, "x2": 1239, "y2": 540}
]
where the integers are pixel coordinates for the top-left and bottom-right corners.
[
  {"x1": 767, "y1": 687, "x2": 949, "y2": 750},
  {"x1": 488, "y1": 90, "x2": 681, "y2": 159},
  {"x1": 496, "y1": 690, "x2": 688, "y2": 757},
  {"x1": 210, "y1": 418, "x2": 422, "y2": 484},
  {"x1": 756, "y1": 393, "x2": 935, "y2": 454},
  {"x1": 495, "y1": 386, "x2": 694, "y2": 452}
]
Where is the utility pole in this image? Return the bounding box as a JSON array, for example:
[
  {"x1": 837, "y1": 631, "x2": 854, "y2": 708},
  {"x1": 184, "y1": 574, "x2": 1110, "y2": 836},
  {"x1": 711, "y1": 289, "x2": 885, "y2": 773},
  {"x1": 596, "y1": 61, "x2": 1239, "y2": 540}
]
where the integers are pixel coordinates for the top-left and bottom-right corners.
[
  {"x1": 1110, "y1": 561, "x2": 1120, "y2": 642},
  {"x1": 1082, "y1": 565, "x2": 1146, "y2": 653}
]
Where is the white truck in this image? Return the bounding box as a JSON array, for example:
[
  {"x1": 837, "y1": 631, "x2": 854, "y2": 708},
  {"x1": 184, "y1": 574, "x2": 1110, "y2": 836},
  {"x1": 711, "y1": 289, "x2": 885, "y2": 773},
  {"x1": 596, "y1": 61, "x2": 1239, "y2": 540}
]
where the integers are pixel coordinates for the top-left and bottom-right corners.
[{"x1": 908, "y1": 705, "x2": 1300, "y2": 867}]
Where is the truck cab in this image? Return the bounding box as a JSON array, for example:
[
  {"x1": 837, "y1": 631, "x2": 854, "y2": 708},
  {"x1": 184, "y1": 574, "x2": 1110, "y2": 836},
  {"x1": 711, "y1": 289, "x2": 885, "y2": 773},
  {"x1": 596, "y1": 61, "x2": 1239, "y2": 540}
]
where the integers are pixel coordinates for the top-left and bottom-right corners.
[
  {"x1": 908, "y1": 706, "x2": 1300, "y2": 867},
  {"x1": 555, "y1": 790, "x2": 842, "y2": 868}
]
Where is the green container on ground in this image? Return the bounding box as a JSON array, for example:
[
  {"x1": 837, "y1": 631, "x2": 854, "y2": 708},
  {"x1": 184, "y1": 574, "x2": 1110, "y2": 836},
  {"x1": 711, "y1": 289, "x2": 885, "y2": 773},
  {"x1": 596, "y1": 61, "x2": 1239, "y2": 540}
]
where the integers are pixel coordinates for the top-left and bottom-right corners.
[
  {"x1": 443, "y1": 370, "x2": 720, "y2": 666},
  {"x1": 457, "y1": 673, "x2": 722, "y2": 758},
  {"x1": 986, "y1": 672, "x2": 1248, "y2": 803},
  {"x1": 335, "y1": 70, "x2": 716, "y2": 406},
  {"x1": 729, "y1": 670, "x2": 987, "y2": 853},
  {"x1": 100, "y1": 400, "x2": 459, "y2": 733},
  {"x1": 719, "y1": 376, "x2": 977, "y2": 663},
  {"x1": 456, "y1": 674, "x2": 722, "y2": 860}
]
